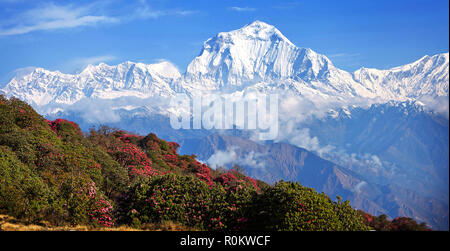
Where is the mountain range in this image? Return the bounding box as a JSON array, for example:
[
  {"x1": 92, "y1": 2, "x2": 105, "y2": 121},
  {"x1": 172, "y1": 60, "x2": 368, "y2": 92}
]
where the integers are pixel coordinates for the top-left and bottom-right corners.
[
  {"x1": 179, "y1": 133, "x2": 448, "y2": 230},
  {"x1": 1, "y1": 20, "x2": 448, "y2": 229},
  {"x1": 2, "y1": 21, "x2": 448, "y2": 108}
]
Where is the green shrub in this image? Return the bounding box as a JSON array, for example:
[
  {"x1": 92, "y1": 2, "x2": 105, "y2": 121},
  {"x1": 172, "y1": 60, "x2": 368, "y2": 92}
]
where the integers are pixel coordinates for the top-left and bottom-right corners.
[
  {"x1": 0, "y1": 146, "x2": 50, "y2": 222},
  {"x1": 246, "y1": 181, "x2": 370, "y2": 231},
  {"x1": 119, "y1": 173, "x2": 256, "y2": 230},
  {"x1": 0, "y1": 95, "x2": 422, "y2": 231},
  {"x1": 359, "y1": 211, "x2": 430, "y2": 231},
  {"x1": 91, "y1": 146, "x2": 129, "y2": 197}
]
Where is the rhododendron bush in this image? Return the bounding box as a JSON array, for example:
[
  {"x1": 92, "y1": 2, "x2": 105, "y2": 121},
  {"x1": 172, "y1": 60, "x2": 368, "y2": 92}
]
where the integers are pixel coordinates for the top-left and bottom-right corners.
[
  {"x1": 358, "y1": 211, "x2": 431, "y2": 231},
  {"x1": 0, "y1": 95, "x2": 430, "y2": 230},
  {"x1": 86, "y1": 182, "x2": 115, "y2": 227},
  {"x1": 119, "y1": 173, "x2": 256, "y2": 230},
  {"x1": 245, "y1": 181, "x2": 371, "y2": 231}
]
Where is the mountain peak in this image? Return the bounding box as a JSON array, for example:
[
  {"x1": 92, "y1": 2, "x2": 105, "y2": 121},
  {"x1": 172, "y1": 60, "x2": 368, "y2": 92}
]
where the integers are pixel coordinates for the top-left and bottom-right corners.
[
  {"x1": 2, "y1": 21, "x2": 448, "y2": 109},
  {"x1": 246, "y1": 20, "x2": 272, "y2": 28},
  {"x1": 222, "y1": 20, "x2": 293, "y2": 45},
  {"x1": 241, "y1": 20, "x2": 278, "y2": 34},
  {"x1": 184, "y1": 20, "x2": 312, "y2": 88}
]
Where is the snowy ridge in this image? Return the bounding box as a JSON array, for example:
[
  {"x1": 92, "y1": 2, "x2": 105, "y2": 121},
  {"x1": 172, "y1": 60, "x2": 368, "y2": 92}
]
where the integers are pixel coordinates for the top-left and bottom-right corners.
[
  {"x1": 354, "y1": 53, "x2": 449, "y2": 99},
  {"x1": 1, "y1": 20, "x2": 449, "y2": 111},
  {"x1": 182, "y1": 21, "x2": 373, "y2": 98},
  {"x1": 1, "y1": 20, "x2": 448, "y2": 231},
  {"x1": 2, "y1": 60, "x2": 181, "y2": 106}
]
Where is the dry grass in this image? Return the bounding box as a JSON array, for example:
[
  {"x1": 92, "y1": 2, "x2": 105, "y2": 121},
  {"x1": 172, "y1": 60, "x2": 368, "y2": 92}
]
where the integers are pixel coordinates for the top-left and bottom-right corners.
[
  {"x1": 0, "y1": 214, "x2": 89, "y2": 231},
  {"x1": 0, "y1": 214, "x2": 197, "y2": 231},
  {"x1": 140, "y1": 221, "x2": 198, "y2": 231}
]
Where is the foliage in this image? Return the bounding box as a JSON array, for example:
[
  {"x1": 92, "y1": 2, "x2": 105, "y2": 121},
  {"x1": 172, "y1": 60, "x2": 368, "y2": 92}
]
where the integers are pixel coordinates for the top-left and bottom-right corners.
[
  {"x1": 118, "y1": 173, "x2": 256, "y2": 230},
  {"x1": 358, "y1": 211, "x2": 431, "y2": 231},
  {"x1": 0, "y1": 94, "x2": 429, "y2": 230},
  {"x1": 245, "y1": 181, "x2": 371, "y2": 231},
  {"x1": 0, "y1": 146, "x2": 50, "y2": 222}
]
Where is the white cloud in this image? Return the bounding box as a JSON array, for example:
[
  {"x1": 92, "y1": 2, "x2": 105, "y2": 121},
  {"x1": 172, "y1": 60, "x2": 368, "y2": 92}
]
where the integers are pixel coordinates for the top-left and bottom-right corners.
[
  {"x1": 420, "y1": 95, "x2": 449, "y2": 119},
  {"x1": 0, "y1": 0, "x2": 25, "y2": 3},
  {"x1": 228, "y1": 7, "x2": 257, "y2": 12},
  {"x1": 134, "y1": 0, "x2": 198, "y2": 20},
  {"x1": 328, "y1": 53, "x2": 361, "y2": 59},
  {"x1": 0, "y1": 1, "x2": 198, "y2": 36},
  {"x1": 353, "y1": 181, "x2": 367, "y2": 194},
  {"x1": 136, "y1": 9, "x2": 198, "y2": 19},
  {"x1": 55, "y1": 55, "x2": 118, "y2": 74},
  {"x1": 0, "y1": 3, "x2": 118, "y2": 36},
  {"x1": 173, "y1": 10, "x2": 199, "y2": 16},
  {"x1": 327, "y1": 53, "x2": 362, "y2": 69},
  {"x1": 281, "y1": 126, "x2": 335, "y2": 157},
  {"x1": 371, "y1": 155, "x2": 382, "y2": 167},
  {"x1": 11, "y1": 66, "x2": 38, "y2": 78},
  {"x1": 68, "y1": 55, "x2": 117, "y2": 70},
  {"x1": 239, "y1": 151, "x2": 266, "y2": 169},
  {"x1": 207, "y1": 147, "x2": 237, "y2": 169},
  {"x1": 206, "y1": 146, "x2": 267, "y2": 170}
]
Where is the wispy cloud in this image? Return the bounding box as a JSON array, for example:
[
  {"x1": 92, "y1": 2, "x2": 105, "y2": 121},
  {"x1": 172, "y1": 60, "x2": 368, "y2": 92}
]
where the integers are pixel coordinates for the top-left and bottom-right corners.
[
  {"x1": 228, "y1": 6, "x2": 257, "y2": 12},
  {"x1": 134, "y1": 0, "x2": 198, "y2": 19},
  {"x1": 207, "y1": 147, "x2": 237, "y2": 169},
  {"x1": 328, "y1": 53, "x2": 361, "y2": 59},
  {"x1": 206, "y1": 146, "x2": 266, "y2": 170},
  {"x1": 353, "y1": 181, "x2": 367, "y2": 194},
  {"x1": 0, "y1": 3, "x2": 118, "y2": 36},
  {"x1": 62, "y1": 55, "x2": 118, "y2": 73},
  {"x1": 0, "y1": 1, "x2": 198, "y2": 36},
  {"x1": 327, "y1": 53, "x2": 362, "y2": 69},
  {"x1": 71, "y1": 55, "x2": 117, "y2": 67},
  {"x1": 0, "y1": 0, "x2": 26, "y2": 3},
  {"x1": 136, "y1": 9, "x2": 198, "y2": 19},
  {"x1": 173, "y1": 10, "x2": 199, "y2": 16}
]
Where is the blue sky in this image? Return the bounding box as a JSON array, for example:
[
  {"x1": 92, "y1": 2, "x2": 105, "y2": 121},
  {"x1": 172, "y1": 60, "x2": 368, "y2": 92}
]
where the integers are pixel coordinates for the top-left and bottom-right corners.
[{"x1": 0, "y1": 0, "x2": 448, "y2": 84}]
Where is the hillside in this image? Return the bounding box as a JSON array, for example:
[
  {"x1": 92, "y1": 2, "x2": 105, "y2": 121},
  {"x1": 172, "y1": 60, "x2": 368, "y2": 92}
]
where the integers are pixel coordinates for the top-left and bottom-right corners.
[
  {"x1": 0, "y1": 94, "x2": 431, "y2": 231},
  {"x1": 1, "y1": 20, "x2": 447, "y2": 230},
  {"x1": 179, "y1": 133, "x2": 448, "y2": 230}
]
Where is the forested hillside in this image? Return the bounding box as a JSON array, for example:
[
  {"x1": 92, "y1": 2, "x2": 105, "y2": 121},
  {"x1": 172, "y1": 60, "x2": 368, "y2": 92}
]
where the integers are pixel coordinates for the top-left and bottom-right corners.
[{"x1": 0, "y1": 95, "x2": 429, "y2": 231}]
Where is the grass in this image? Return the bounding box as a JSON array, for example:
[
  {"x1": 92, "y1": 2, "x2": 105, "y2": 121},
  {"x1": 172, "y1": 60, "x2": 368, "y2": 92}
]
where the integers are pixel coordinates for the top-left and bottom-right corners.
[{"x1": 0, "y1": 214, "x2": 197, "y2": 231}]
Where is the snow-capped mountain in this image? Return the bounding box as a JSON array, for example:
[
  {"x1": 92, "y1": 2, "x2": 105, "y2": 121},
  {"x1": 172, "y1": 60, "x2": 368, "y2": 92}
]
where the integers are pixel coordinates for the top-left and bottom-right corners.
[
  {"x1": 354, "y1": 53, "x2": 449, "y2": 100},
  {"x1": 183, "y1": 21, "x2": 369, "y2": 96},
  {"x1": 1, "y1": 20, "x2": 448, "y2": 230},
  {"x1": 179, "y1": 133, "x2": 449, "y2": 230},
  {"x1": 2, "y1": 21, "x2": 448, "y2": 111},
  {"x1": 2, "y1": 60, "x2": 181, "y2": 107}
]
